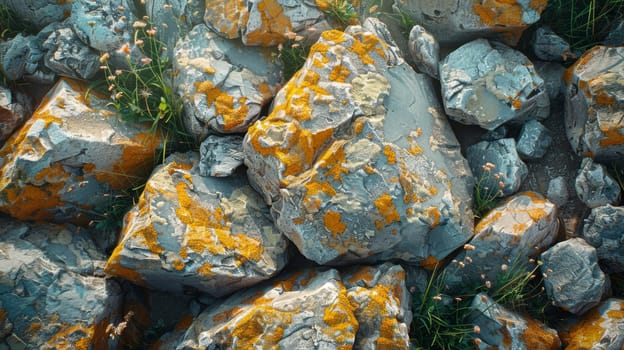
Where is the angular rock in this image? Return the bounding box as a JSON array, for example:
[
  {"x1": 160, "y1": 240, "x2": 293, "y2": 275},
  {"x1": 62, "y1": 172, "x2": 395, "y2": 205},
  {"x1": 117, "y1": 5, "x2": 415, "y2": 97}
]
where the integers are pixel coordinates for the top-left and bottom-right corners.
[
  {"x1": 3, "y1": 0, "x2": 71, "y2": 31},
  {"x1": 407, "y1": 25, "x2": 439, "y2": 79},
  {"x1": 574, "y1": 157, "x2": 621, "y2": 208},
  {"x1": 560, "y1": 298, "x2": 624, "y2": 350},
  {"x1": 581, "y1": 204, "x2": 624, "y2": 273},
  {"x1": 174, "y1": 24, "x2": 282, "y2": 139},
  {"x1": 540, "y1": 238, "x2": 609, "y2": 315},
  {"x1": 0, "y1": 33, "x2": 54, "y2": 82},
  {"x1": 564, "y1": 46, "x2": 624, "y2": 161},
  {"x1": 466, "y1": 138, "x2": 528, "y2": 197},
  {"x1": 0, "y1": 86, "x2": 32, "y2": 144},
  {"x1": 444, "y1": 192, "x2": 558, "y2": 291},
  {"x1": 546, "y1": 176, "x2": 569, "y2": 207},
  {"x1": 392, "y1": 0, "x2": 547, "y2": 46},
  {"x1": 146, "y1": 0, "x2": 205, "y2": 54},
  {"x1": 470, "y1": 293, "x2": 561, "y2": 349},
  {"x1": 105, "y1": 151, "x2": 289, "y2": 296},
  {"x1": 0, "y1": 78, "x2": 162, "y2": 223},
  {"x1": 532, "y1": 26, "x2": 572, "y2": 62},
  {"x1": 70, "y1": 0, "x2": 136, "y2": 52},
  {"x1": 516, "y1": 120, "x2": 552, "y2": 160},
  {"x1": 0, "y1": 219, "x2": 122, "y2": 349},
  {"x1": 199, "y1": 134, "x2": 244, "y2": 177},
  {"x1": 534, "y1": 61, "x2": 566, "y2": 101},
  {"x1": 440, "y1": 39, "x2": 550, "y2": 131},
  {"x1": 42, "y1": 24, "x2": 100, "y2": 80},
  {"x1": 245, "y1": 25, "x2": 474, "y2": 265}
]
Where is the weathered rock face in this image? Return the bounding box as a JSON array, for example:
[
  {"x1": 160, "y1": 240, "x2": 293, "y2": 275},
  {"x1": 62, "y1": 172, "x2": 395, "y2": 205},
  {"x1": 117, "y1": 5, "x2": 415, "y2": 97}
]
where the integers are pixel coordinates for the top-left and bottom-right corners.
[
  {"x1": 407, "y1": 25, "x2": 439, "y2": 79},
  {"x1": 516, "y1": 120, "x2": 552, "y2": 160},
  {"x1": 581, "y1": 204, "x2": 624, "y2": 273},
  {"x1": 70, "y1": 0, "x2": 136, "y2": 52},
  {"x1": 105, "y1": 152, "x2": 289, "y2": 296},
  {"x1": 0, "y1": 78, "x2": 162, "y2": 223},
  {"x1": 469, "y1": 293, "x2": 561, "y2": 350},
  {"x1": 540, "y1": 238, "x2": 609, "y2": 315},
  {"x1": 392, "y1": 0, "x2": 547, "y2": 46},
  {"x1": 560, "y1": 298, "x2": 624, "y2": 350},
  {"x1": 42, "y1": 24, "x2": 100, "y2": 80},
  {"x1": 173, "y1": 24, "x2": 282, "y2": 140},
  {"x1": 534, "y1": 61, "x2": 566, "y2": 101},
  {"x1": 146, "y1": 0, "x2": 205, "y2": 54},
  {"x1": 574, "y1": 157, "x2": 621, "y2": 208},
  {"x1": 0, "y1": 32, "x2": 55, "y2": 83},
  {"x1": 245, "y1": 24, "x2": 474, "y2": 265},
  {"x1": 199, "y1": 134, "x2": 244, "y2": 177},
  {"x1": 0, "y1": 219, "x2": 122, "y2": 349},
  {"x1": 564, "y1": 46, "x2": 624, "y2": 161},
  {"x1": 440, "y1": 39, "x2": 550, "y2": 131},
  {"x1": 531, "y1": 26, "x2": 571, "y2": 62},
  {"x1": 547, "y1": 176, "x2": 569, "y2": 207},
  {"x1": 174, "y1": 263, "x2": 410, "y2": 349},
  {"x1": 0, "y1": 86, "x2": 32, "y2": 145},
  {"x1": 444, "y1": 192, "x2": 558, "y2": 291},
  {"x1": 3, "y1": 0, "x2": 72, "y2": 31}
]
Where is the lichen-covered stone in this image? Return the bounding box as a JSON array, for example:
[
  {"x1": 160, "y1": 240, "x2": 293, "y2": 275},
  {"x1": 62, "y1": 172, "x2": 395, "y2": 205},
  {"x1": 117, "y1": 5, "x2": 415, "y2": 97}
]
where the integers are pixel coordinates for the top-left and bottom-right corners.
[
  {"x1": 245, "y1": 25, "x2": 474, "y2": 265},
  {"x1": 574, "y1": 157, "x2": 621, "y2": 208},
  {"x1": 408, "y1": 25, "x2": 439, "y2": 79},
  {"x1": 0, "y1": 219, "x2": 122, "y2": 349},
  {"x1": 0, "y1": 86, "x2": 32, "y2": 145},
  {"x1": 564, "y1": 46, "x2": 624, "y2": 161},
  {"x1": 444, "y1": 192, "x2": 558, "y2": 291},
  {"x1": 3, "y1": 0, "x2": 72, "y2": 31},
  {"x1": 469, "y1": 293, "x2": 561, "y2": 349},
  {"x1": 70, "y1": 0, "x2": 136, "y2": 52},
  {"x1": 581, "y1": 204, "x2": 624, "y2": 273},
  {"x1": 560, "y1": 298, "x2": 624, "y2": 350},
  {"x1": 0, "y1": 78, "x2": 162, "y2": 224},
  {"x1": 392, "y1": 0, "x2": 547, "y2": 46},
  {"x1": 540, "y1": 238, "x2": 608, "y2": 315},
  {"x1": 440, "y1": 39, "x2": 550, "y2": 131},
  {"x1": 532, "y1": 26, "x2": 572, "y2": 62},
  {"x1": 42, "y1": 25, "x2": 100, "y2": 80},
  {"x1": 466, "y1": 138, "x2": 528, "y2": 197},
  {"x1": 105, "y1": 151, "x2": 289, "y2": 296},
  {"x1": 516, "y1": 120, "x2": 552, "y2": 160},
  {"x1": 199, "y1": 134, "x2": 244, "y2": 177},
  {"x1": 174, "y1": 24, "x2": 282, "y2": 139}
]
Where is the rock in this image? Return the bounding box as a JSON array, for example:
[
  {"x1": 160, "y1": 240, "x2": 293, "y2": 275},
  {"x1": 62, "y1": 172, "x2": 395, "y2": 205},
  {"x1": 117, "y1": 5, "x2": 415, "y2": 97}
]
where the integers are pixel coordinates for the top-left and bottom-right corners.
[
  {"x1": 516, "y1": 120, "x2": 552, "y2": 160},
  {"x1": 70, "y1": 0, "x2": 136, "y2": 52},
  {"x1": 175, "y1": 263, "x2": 410, "y2": 349},
  {"x1": 560, "y1": 298, "x2": 624, "y2": 350},
  {"x1": 546, "y1": 176, "x2": 569, "y2": 207},
  {"x1": 392, "y1": 0, "x2": 547, "y2": 46},
  {"x1": 0, "y1": 78, "x2": 162, "y2": 223},
  {"x1": 466, "y1": 138, "x2": 528, "y2": 197},
  {"x1": 534, "y1": 61, "x2": 566, "y2": 101},
  {"x1": 407, "y1": 25, "x2": 439, "y2": 79},
  {"x1": 540, "y1": 238, "x2": 609, "y2": 315},
  {"x1": 444, "y1": 192, "x2": 558, "y2": 291},
  {"x1": 0, "y1": 33, "x2": 54, "y2": 83},
  {"x1": 469, "y1": 293, "x2": 561, "y2": 349},
  {"x1": 173, "y1": 24, "x2": 282, "y2": 139},
  {"x1": 532, "y1": 26, "x2": 572, "y2": 62},
  {"x1": 245, "y1": 25, "x2": 474, "y2": 265},
  {"x1": 574, "y1": 157, "x2": 621, "y2": 208},
  {"x1": 0, "y1": 86, "x2": 32, "y2": 145},
  {"x1": 481, "y1": 125, "x2": 508, "y2": 141},
  {"x1": 105, "y1": 151, "x2": 289, "y2": 296},
  {"x1": 199, "y1": 134, "x2": 244, "y2": 177},
  {"x1": 604, "y1": 19, "x2": 624, "y2": 46},
  {"x1": 3, "y1": 0, "x2": 72, "y2": 31},
  {"x1": 564, "y1": 46, "x2": 624, "y2": 161},
  {"x1": 581, "y1": 204, "x2": 624, "y2": 273},
  {"x1": 439, "y1": 39, "x2": 550, "y2": 131},
  {"x1": 145, "y1": 0, "x2": 205, "y2": 54},
  {"x1": 42, "y1": 25, "x2": 101, "y2": 80},
  {"x1": 0, "y1": 219, "x2": 122, "y2": 349}
]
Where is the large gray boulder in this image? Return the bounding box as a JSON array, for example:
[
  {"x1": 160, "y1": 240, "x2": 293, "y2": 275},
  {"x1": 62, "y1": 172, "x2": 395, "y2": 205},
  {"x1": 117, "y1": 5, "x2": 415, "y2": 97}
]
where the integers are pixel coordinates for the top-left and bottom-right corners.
[
  {"x1": 574, "y1": 157, "x2": 621, "y2": 208},
  {"x1": 244, "y1": 23, "x2": 474, "y2": 265},
  {"x1": 70, "y1": 0, "x2": 136, "y2": 52},
  {"x1": 173, "y1": 24, "x2": 282, "y2": 140},
  {"x1": 564, "y1": 46, "x2": 624, "y2": 161},
  {"x1": 581, "y1": 204, "x2": 624, "y2": 273},
  {"x1": 561, "y1": 298, "x2": 624, "y2": 350},
  {"x1": 3, "y1": 0, "x2": 71, "y2": 31},
  {"x1": 540, "y1": 238, "x2": 609, "y2": 315},
  {"x1": 440, "y1": 39, "x2": 550, "y2": 131},
  {"x1": 42, "y1": 24, "x2": 101, "y2": 80},
  {"x1": 105, "y1": 152, "x2": 289, "y2": 296}
]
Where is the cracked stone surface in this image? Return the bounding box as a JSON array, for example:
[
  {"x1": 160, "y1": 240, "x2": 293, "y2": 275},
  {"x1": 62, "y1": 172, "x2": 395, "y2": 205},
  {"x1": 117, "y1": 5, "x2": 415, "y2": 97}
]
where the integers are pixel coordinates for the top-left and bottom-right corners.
[
  {"x1": 560, "y1": 298, "x2": 624, "y2": 350},
  {"x1": 0, "y1": 86, "x2": 33, "y2": 145},
  {"x1": 407, "y1": 25, "x2": 439, "y2": 79},
  {"x1": 42, "y1": 24, "x2": 101, "y2": 80},
  {"x1": 581, "y1": 204, "x2": 624, "y2": 274},
  {"x1": 199, "y1": 134, "x2": 245, "y2": 177},
  {"x1": 516, "y1": 120, "x2": 552, "y2": 160},
  {"x1": 3, "y1": 0, "x2": 72, "y2": 31},
  {"x1": 574, "y1": 157, "x2": 621, "y2": 208},
  {"x1": 71, "y1": 0, "x2": 136, "y2": 52}
]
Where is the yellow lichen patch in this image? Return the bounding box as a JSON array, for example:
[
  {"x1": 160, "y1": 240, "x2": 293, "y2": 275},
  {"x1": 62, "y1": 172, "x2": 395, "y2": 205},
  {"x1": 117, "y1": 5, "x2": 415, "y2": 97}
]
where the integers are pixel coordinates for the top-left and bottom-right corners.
[
  {"x1": 348, "y1": 32, "x2": 386, "y2": 65},
  {"x1": 473, "y1": 0, "x2": 526, "y2": 27},
  {"x1": 420, "y1": 255, "x2": 439, "y2": 270},
  {"x1": 321, "y1": 30, "x2": 347, "y2": 44},
  {"x1": 599, "y1": 127, "x2": 624, "y2": 147},
  {"x1": 383, "y1": 145, "x2": 396, "y2": 165},
  {"x1": 513, "y1": 223, "x2": 527, "y2": 232},
  {"x1": 318, "y1": 142, "x2": 349, "y2": 181},
  {"x1": 519, "y1": 316, "x2": 560, "y2": 350},
  {"x1": 324, "y1": 210, "x2": 347, "y2": 237},
  {"x1": 105, "y1": 245, "x2": 145, "y2": 285},
  {"x1": 425, "y1": 207, "x2": 441, "y2": 229},
  {"x1": 2, "y1": 182, "x2": 66, "y2": 221},
  {"x1": 475, "y1": 211, "x2": 502, "y2": 232},
  {"x1": 45, "y1": 323, "x2": 94, "y2": 350},
  {"x1": 374, "y1": 193, "x2": 401, "y2": 229},
  {"x1": 244, "y1": 0, "x2": 293, "y2": 46},
  {"x1": 303, "y1": 178, "x2": 337, "y2": 210},
  {"x1": 329, "y1": 65, "x2": 351, "y2": 83},
  {"x1": 194, "y1": 81, "x2": 250, "y2": 131},
  {"x1": 323, "y1": 286, "x2": 358, "y2": 348},
  {"x1": 205, "y1": 0, "x2": 247, "y2": 39},
  {"x1": 213, "y1": 306, "x2": 243, "y2": 324},
  {"x1": 376, "y1": 317, "x2": 407, "y2": 349},
  {"x1": 560, "y1": 307, "x2": 605, "y2": 349},
  {"x1": 172, "y1": 258, "x2": 185, "y2": 271},
  {"x1": 227, "y1": 306, "x2": 292, "y2": 348},
  {"x1": 197, "y1": 262, "x2": 212, "y2": 276},
  {"x1": 346, "y1": 266, "x2": 376, "y2": 285},
  {"x1": 527, "y1": 208, "x2": 547, "y2": 222}
]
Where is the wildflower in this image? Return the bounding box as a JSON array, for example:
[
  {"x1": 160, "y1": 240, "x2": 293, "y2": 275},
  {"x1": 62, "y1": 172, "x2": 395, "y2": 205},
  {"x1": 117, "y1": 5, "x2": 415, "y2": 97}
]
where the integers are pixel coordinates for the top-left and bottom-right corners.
[
  {"x1": 88, "y1": 20, "x2": 96, "y2": 27},
  {"x1": 464, "y1": 244, "x2": 475, "y2": 251},
  {"x1": 369, "y1": 5, "x2": 379, "y2": 13},
  {"x1": 133, "y1": 20, "x2": 147, "y2": 29},
  {"x1": 135, "y1": 39, "x2": 144, "y2": 46},
  {"x1": 291, "y1": 43, "x2": 300, "y2": 48},
  {"x1": 454, "y1": 297, "x2": 462, "y2": 302},
  {"x1": 542, "y1": 273, "x2": 548, "y2": 279},
  {"x1": 474, "y1": 338, "x2": 482, "y2": 345},
  {"x1": 108, "y1": 84, "x2": 115, "y2": 91},
  {"x1": 547, "y1": 268, "x2": 553, "y2": 273},
  {"x1": 120, "y1": 16, "x2": 126, "y2": 22},
  {"x1": 140, "y1": 57, "x2": 153, "y2": 64},
  {"x1": 307, "y1": 27, "x2": 317, "y2": 33},
  {"x1": 99, "y1": 52, "x2": 110, "y2": 63},
  {"x1": 143, "y1": 15, "x2": 150, "y2": 20},
  {"x1": 114, "y1": 92, "x2": 123, "y2": 100},
  {"x1": 433, "y1": 295, "x2": 442, "y2": 301},
  {"x1": 529, "y1": 258, "x2": 535, "y2": 264},
  {"x1": 294, "y1": 35, "x2": 304, "y2": 42},
  {"x1": 107, "y1": 75, "x2": 116, "y2": 81},
  {"x1": 473, "y1": 325, "x2": 481, "y2": 334},
  {"x1": 485, "y1": 280, "x2": 492, "y2": 288},
  {"x1": 118, "y1": 43, "x2": 131, "y2": 54},
  {"x1": 162, "y1": 23, "x2": 168, "y2": 28},
  {"x1": 115, "y1": 69, "x2": 123, "y2": 76},
  {"x1": 498, "y1": 181, "x2": 505, "y2": 189},
  {"x1": 501, "y1": 264, "x2": 508, "y2": 271},
  {"x1": 480, "y1": 274, "x2": 486, "y2": 280},
  {"x1": 465, "y1": 256, "x2": 473, "y2": 264},
  {"x1": 139, "y1": 88, "x2": 152, "y2": 99},
  {"x1": 117, "y1": 5, "x2": 126, "y2": 11},
  {"x1": 278, "y1": 43, "x2": 284, "y2": 51},
  {"x1": 458, "y1": 261, "x2": 465, "y2": 268},
  {"x1": 163, "y1": 4, "x2": 172, "y2": 9},
  {"x1": 99, "y1": 65, "x2": 108, "y2": 70},
  {"x1": 146, "y1": 28, "x2": 157, "y2": 36},
  {"x1": 284, "y1": 31, "x2": 297, "y2": 40}
]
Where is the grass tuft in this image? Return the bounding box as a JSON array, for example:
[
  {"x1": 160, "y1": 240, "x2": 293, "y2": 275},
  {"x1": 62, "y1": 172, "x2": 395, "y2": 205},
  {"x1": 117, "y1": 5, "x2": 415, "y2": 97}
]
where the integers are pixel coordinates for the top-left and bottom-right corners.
[
  {"x1": 473, "y1": 162, "x2": 504, "y2": 219},
  {"x1": 324, "y1": 0, "x2": 359, "y2": 28}
]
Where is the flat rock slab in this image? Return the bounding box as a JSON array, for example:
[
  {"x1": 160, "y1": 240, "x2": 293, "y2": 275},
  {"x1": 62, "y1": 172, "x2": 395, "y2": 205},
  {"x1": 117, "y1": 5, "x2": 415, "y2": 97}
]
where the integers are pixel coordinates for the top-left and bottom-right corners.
[
  {"x1": 105, "y1": 151, "x2": 289, "y2": 296},
  {"x1": 560, "y1": 298, "x2": 624, "y2": 350}
]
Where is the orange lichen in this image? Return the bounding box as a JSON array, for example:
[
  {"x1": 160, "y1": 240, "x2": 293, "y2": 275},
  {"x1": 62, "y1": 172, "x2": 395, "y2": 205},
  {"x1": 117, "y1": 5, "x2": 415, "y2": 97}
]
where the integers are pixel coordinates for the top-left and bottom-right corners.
[
  {"x1": 174, "y1": 315, "x2": 194, "y2": 331},
  {"x1": 318, "y1": 141, "x2": 349, "y2": 181},
  {"x1": 2, "y1": 182, "x2": 66, "y2": 221},
  {"x1": 205, "y1": 0, "x2": 248, "y2": 39},
  {"x1": 519, "y1": 316, "x2": 560, "y2": 350},
  {"x1": 383, "y1": 145, "x2": 396, "y2": 165},
  {"x1": 105, "y1": 246, "x2": 145, "y2": 285},
  {"x1": 323, "y1": 286, "x2": 358, "y2": 348},
  {"x1": 374, "y1": 193, "x2": 401, "y2": 229},
  {"x1": 172, "y1": 258, "x2": 185, "y2": 271},
  {"x1": 473, "y1": 0, "x2": 526, "y2": 27},
  {"x1": 197, "y1": 262, "x2": 212, "y2": 276},
  {"x1": 243, "y1": 0, "x2": 293, "y2": 46},
  {"x1": 324, "y1": 210, "x2": 347, "y2": 237},
  {"x1": 560, "y1": 307, "x2": 605, "y2": 349},
  {"x1": 194, "y1": 81, "x2": 250, "y2": 131},
  {"x1": 527, "y1": 208, "x2": 547, "y2": 222},
  {"x1": 346, "y1": 266, "x2": 377, "y2": 285},
  {"x1": 475, "y1": 211, "x2": 502, "y2": 232},
  {"x1": 329, "y1": 65, "x2": 351, "y2": 83},
  {"x1": 425, "y1": 207, "x2": 441, "y2": 229},
  {"x1": 420, "y1": 255, "x2": 439, "y2": 270},
  {"x1": 599, "y1": 127, "x2": 624, "y2": 147},
  {"x1": 45, "y1": 323, "x2": 94, "y2": 350},
  {"x1": 228, "y1": 306, "x2": 292, "y2": 348},
  {"x1": 348, "y1": 32, "x2": 386, "y2": 65}
]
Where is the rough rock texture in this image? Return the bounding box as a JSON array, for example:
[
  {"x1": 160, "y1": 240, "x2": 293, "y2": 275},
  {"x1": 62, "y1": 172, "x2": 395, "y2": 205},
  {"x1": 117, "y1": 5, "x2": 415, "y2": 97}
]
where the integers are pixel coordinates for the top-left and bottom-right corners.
[
  {"x1": 3, "y1": 0, "x2": 72, "y2": 31},
  {"x1": 466, "y1": 138, "x2": 528, "y2": 197},
  {"x1": 105, "y1": 151, "x2": 289, "y2": 296},
  {"x1": 70, "y1": 0, "x2": 136, "y2": 52},
  {"x1": 574, "y1": 157, "x2": 621, "y2": 208},
  {"x1": 540, "y1": 238, "x2": 609, "y2": 315},
  {"x1": 560, "y1": 298, "x2": 624, "y2": 350},
  {"x1": 581, "y1": 204, "x2": 624, "y2": 273},
  {"x1": 532, "y1": 26, "x2": 571, "y2": 62},
  {"x1": 392, "y1": 0, "x2": 547, "y2": 46},
  {"x1": 0, "y1": 219, "x2": 122, "y2": 349},
  {"x1": 199, "y1": 134, "x2": 244, "y2": 177},
  {"x1": 42, "y1": 24, "x2": 100, "y2": 80},
  {"x1": 444, "y1": 192, "x2": 558, "y2": 291},
  {"x1": 245, "y1": 24, "x2": 474, "y2": 265},
  {"x1": 564, "y1": 46, "x2": 624, "y2": 161},
  {"x1": 173, "y1": 24, "x2": 282, "y2": 140},
  {"x1": 0, "y1": 86, "x2": 32, "y2": 144},
  {"x1": 605, "y1": 20, "x2": 624, "y2": 46},
  {"x1": 534, "y1": 61, "x2": 566, "y2": 101},
  {"x1": 516, "y1": 120, "x2": 552, "y2": 160},
  {"x1": 481, "y1": 125, "x2": 508, "y2": 141},
  {"x1": 0, "y1": 32, "x2": 55, "y2": 83},
  {"x1": 469, "y1": 293, "x2": 561, "y2": 350},
  {"x1": 407, "y1": 25, "x2": 439, "y2": 79},
  {"x1": 440, "y1": 39, "x2": 550, "y2": 131},
  {"x1": 0, "y1": 78, "x2": 162, "y2": 223},
  {"x1": 546, "y1": 176, "x2": 569, "y2": 207},
  {"x1": 175, "y1": 263, "x2": 410, "y2": 349},
  {"x1": 146, "y1": 0, "x2": 205, "y2": 54}
]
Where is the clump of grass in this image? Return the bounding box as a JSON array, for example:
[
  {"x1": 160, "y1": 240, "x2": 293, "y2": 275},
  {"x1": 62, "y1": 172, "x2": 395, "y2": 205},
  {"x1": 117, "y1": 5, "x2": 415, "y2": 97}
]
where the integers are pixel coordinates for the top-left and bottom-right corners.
[
  {"x1": 323, "y1": 0, "x2": 359, "y2": 27},
  {"x1": 92, "y1": 184, "x2": 144, "y2": 232},
  {"x1": 275, "y1": 31, "x2": 311, "y2": 81},
  {"x1": 473, "y1": 162, "x2": 504, "y2": 219},
  {"x1": 0, "y1": 4, "x2": 35, "y2": 41}
]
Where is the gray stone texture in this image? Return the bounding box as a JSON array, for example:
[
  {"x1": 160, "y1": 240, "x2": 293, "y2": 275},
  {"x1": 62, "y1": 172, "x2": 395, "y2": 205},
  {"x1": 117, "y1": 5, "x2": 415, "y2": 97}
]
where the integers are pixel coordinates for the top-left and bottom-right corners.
[
  {"x1": 408, "y1": 25, "x2": 439, "y2": 79},
  {"x1": 440, "y1": 39, "x2": 550, "y2": 131},
  {"x1": 534, "y1": 61, "x2": 566, "y2": 101},
  {"x1": 540, "y1": 238, "x2": 609, "y2": 315},
  {"x1": 516, "y1": 120, "x2": 552, "y2": 160},
  {"x1": 3, "y1": 0, "x2": 72, "y2": 31},
  {"x1": 574, "y1": 157, "x2": 621, "y2": 208},
  {"x1": 146, "y1": 0, "x2": 205, "y2": 55},
  {"x1": 199, "y1": 134, "x2": 244, "y2": 177},
  {"x1": 0, "y1": 32, "x2": 55, "y2": 83},
  {"x1": 561, "y1": 298, "x2": 624, "y2": 350},
  {"x1": 532, "y1": 26, "x2": 572, "y2": 62},
  {"x1": 581, "y1": 204, "x2": 624, "y2": 273},
  {"x1": 70, "y1": 0, "x2": 136, "y2": 52},
  {"x1": 42, "y1": 24, "x2": 100, "y2": 80},
  {"x1": 546, "y1": 176, "x2": 569, "y2": 207},
  {"x1": 0, "y1": 86, "x2": 32, "y2": 145}
]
